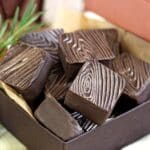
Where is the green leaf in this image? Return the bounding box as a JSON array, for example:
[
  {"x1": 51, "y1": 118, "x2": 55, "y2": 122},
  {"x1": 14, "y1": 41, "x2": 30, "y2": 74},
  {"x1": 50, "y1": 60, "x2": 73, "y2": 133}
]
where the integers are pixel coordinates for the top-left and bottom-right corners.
[
  {"x1": 0, "y1": 21, "x2": 8, "y2": 39},
  {"x1": 9, "y1": 7, "x2": 20, "y2": 35},
  {"x1": 0, "y1": 0, "x2": 43, "y2": 58},
  {"x1": 23, "y1": 23, "x2": 45, "y2": 33},
  {"x1": 22, "y1": 12, "x2": 43, "y2": 28},
  {"x1": 20, "y1": 0, "x2": 35, "y2": 25},
  {"x1": 19, "y1": 4, "x2": 37, "y2": 27}
]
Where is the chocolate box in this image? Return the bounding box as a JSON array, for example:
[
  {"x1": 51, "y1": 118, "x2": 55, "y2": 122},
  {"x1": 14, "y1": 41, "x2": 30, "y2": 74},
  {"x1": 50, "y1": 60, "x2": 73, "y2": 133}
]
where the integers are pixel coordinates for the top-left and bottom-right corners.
[
  {"x1": 0, "y1": 89, "x2": 150, "y2": 150},
  {"x1": 0, "y1": 1, "x2": 150, "y2": 150}
]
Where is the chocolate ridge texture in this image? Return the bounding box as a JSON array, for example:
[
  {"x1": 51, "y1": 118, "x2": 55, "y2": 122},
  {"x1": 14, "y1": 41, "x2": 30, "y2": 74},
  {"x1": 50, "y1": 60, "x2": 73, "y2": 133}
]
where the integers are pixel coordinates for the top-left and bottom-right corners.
[
  {"x1": 108, "y1": 52, "x2": 150, "y2": 104},
  {"x1": 45, "y1": 64, "x2": 69, "y2": 100},
  {"x1": 21, "y1": 29, "x2": 64, "y2": 64},
  {"x1": 0, "y1": 47, "x2": 54, "y2": 107},
  {"x1": 65, "y1": 61, "x2": 126, "y2": 124},
  {"x1": 59, "y1": 29, "x2": 115, "y2": 80}
]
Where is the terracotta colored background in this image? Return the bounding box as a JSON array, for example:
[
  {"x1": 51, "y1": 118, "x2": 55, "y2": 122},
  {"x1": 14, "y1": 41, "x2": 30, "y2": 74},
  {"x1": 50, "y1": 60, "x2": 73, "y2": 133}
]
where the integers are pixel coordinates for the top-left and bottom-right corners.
[
  {"x1": 85, "y1": 0, "x2": 150, "y2": 42},
  {"x1": 0, "y1": 0, "x2": 43, "y2": 19}
]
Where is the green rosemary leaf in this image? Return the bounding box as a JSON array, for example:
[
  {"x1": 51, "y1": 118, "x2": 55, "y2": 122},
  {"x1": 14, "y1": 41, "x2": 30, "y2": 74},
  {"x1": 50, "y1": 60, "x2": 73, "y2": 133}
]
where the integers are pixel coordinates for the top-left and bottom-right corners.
[
  {"x1": 0, "y1": 0, "x2": 43, "y2": 58},
  {"x1": 0, "y1": 21, "x2": 8, "y2": 40},
  {"x1": 21, "y1": 12, "x2": 43, "y2": 28},
  {"x1": 20, "y1": 0, "x2": 35, "y2": 25},
  {"x1": 9, "y1": 7, "x2": 20, "y2": 35},
  {"x1": 22, "y1": 0, "x2": 34, "y2": 19},
  {"x1": 23, "y1": 23, "x2": 45, "y2": 33},
  {"x1": 19, "y1": 4, "x2": 37, "y2": 27},
  {"x1": 30, "y1": 4, "x2": 37, "y2": 17}
]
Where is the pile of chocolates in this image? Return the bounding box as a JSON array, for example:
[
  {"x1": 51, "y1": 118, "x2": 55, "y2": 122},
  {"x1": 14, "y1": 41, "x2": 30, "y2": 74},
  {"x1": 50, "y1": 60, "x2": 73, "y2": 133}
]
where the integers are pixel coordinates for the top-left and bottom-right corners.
[{"x1": 0, "y1": 28, "x2": 150, "y2": 141}]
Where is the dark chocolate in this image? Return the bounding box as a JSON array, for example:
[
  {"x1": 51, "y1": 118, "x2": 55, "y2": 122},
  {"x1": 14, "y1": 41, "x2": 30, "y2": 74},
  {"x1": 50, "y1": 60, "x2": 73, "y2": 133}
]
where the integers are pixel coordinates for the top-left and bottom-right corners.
[
  {"x1": 45, "y1": 64, "x2": 69, "y2": 100},
  {"x1": 35, "y1": 95, "x2": 83, "y2": 141},
  {"x1": 59, "y1": 29, "x2": 115, "y2": 80},
  {"x1": 71, "y1": 112, "x2": 98, "y2": 132},
  {"x1": 21, "y1": 29, "x2": 64, "y2": 64},
  {"x1": 0, "y1": 47, "x2": 53, "y2": 107},
  {"x1": 65, "y1": 61, "x2": 126, "y2": 124},
  {"x1": 1, "y1": 42, "x2": 29, "y2": 65},
  {"x1": 77, "y1": 28, "x2": 120, "y2": 55},
  {"x1": 101, "y1": 28, "x2": 120, "y2": 55},
  {"x1": 108, "y1": 53, "x2": 150, "y2": 104},
  {"x1": 112, "y1": 94, "x2": 138, "y2": 117}
]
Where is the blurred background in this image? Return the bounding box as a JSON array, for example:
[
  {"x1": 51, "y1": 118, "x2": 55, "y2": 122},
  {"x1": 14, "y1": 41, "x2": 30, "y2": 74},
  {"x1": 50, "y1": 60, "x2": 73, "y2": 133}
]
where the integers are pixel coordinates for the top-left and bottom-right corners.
[{"x1": 0, "y1": 0, "x2": 84, "y2": 25}]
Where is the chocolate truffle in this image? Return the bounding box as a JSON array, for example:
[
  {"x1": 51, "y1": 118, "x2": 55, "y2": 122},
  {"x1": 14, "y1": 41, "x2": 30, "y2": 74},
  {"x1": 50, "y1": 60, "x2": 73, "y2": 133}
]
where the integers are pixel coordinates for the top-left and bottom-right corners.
[
  {"x1": 21, "y1": 29, "x2": 64, "y2": 64},
  {"x1": 101, "y1": 28, "x2": 120, "y2": 55},
  {"x1": 59, "y1": 29, "x2": 115, "y2": 80},
  {"x1": 65, "y1": 61, "x2": 126, "y2": 124},
  {"x1": 45, "y1": 64, "x2": 69, "y2": 100},
  {"x1": 76, "y1": 28, "x2": 120, "y2": 55},
  {"x1": 1, "y1": 42, "x2": 28, "y2": 65},
  {"x1": 0, "y1": 47, "x2": 53, "y2": 107},
  {"x1": 108, "y1": 53, "x2": 150, "y2": 104},
  {"x1": 35, "y1": 95, "x2": 83, "y2": 141}
]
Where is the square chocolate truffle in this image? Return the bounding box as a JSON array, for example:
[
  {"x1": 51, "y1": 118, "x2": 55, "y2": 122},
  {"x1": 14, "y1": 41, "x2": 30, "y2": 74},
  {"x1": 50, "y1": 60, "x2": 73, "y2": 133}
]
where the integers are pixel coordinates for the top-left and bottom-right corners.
[
  {"x1": 35, "y1": 95, "x2": 83, "y2": 141},
  {"x1": 0, "y1": 46, "x2": 53, "y2": 107},
  {"x1": 1, "y1": 42, "x2": 29, "y2": 65},
  {"x1": 108, "y1": 53, "x2": 150, "y2": 104},
  {"x1": 59, "y1": 29, "x2": 115, "y2": 80},
  {"x1": 21, "y1": 29, "x2": 64, "y2": 64},
  {"x1": 65, "y1": 61, "x2": 126, "y2": 124},
  {"x1": 101, "y1": 28, "x2": 120, "y2": 55},
  {"x1": 45, "y1": 64, "x2": 69, "y2": 101}
]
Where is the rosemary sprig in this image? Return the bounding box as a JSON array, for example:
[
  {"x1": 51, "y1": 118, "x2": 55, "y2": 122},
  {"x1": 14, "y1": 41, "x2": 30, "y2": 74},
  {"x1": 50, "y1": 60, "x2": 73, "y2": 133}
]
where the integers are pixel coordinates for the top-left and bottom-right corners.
[{"x1": 0, "y1": 0, "x2": 44, "y2": 57}]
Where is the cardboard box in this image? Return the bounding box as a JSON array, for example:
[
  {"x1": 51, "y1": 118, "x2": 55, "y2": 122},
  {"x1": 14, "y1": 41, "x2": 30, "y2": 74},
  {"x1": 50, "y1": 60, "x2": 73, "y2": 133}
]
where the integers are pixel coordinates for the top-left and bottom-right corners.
[{"x1": 1, "y1": 90, "x2": 150, "y2": 150}]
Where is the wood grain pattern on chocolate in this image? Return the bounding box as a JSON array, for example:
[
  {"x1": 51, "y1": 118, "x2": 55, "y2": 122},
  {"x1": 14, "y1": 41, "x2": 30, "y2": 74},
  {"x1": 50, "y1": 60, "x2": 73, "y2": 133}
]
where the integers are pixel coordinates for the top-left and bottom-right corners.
[
  {"x1": 65, "y1": 61, "x2": 125, "y2": 124},
  {"x1": 60, "y1": 30, "x2": 115, "y2": 64},
  {"x1": 109, "y1": 53, "x2": 150, "y2": 103},
  {"x1": 102, "y1": 29, "x2": 120, "y2": 55},
  {"x1": 21, "y1": 29, "x2": 64, "y2": 63},
  {"x1": 1, "y1": 42, "x2": 28, "y2": 65},
  {"x1": 59, "y1": 29, "x2": 115, "y2": 80},
  {"x1": 71, "y1": 112, "x2": 97, "y2": 132},
  {"x1": 77, "y1": 28, "x2": 120, "y2": 55},
  {"x1": 35, "y1": 95, "x2": 83, "y2": 141},
  {"x1": 0, "y1": 47, "x2": 53, "y2": 106},
  {"x1": 45, "y1": 64, "x2": 69, "y2": 100}
]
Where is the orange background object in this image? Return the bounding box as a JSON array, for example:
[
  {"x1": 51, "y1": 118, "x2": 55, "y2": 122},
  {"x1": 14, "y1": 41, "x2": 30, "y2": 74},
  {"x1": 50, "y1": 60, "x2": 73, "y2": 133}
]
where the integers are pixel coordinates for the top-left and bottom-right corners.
[{"x1": 85, "y1": 0, "x2": 150, "y2": 42}]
